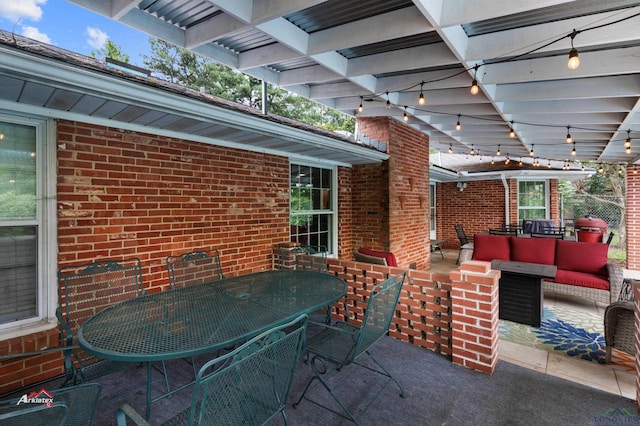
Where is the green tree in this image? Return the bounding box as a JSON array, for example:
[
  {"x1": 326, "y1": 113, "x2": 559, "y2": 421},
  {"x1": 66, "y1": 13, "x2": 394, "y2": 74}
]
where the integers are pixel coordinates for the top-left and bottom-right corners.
[
  {"x1": 143, "y1": 38, "x2": 354, "y2": 132},
  {"x1": 569, "y1": 162, "x2": 625, "y2": 243},
  {"x1": 89, "y1": 40, "x2": 130, "y2": 63}
]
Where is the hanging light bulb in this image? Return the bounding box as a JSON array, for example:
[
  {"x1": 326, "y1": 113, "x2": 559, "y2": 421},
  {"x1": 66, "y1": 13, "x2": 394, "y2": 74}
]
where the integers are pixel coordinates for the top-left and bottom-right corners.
[
  {"x1": 418, "y1": 82, "x2": 425, "y2": 105},
  {"x1": 581, "y1": 163, "x2": 585, "y2": 171},
  {"x1": 448, "y1": 144, "x2": 453, "y2": 154},
  {"x1": 625, "y1": 130, "x2": 631, "y2": 149},
  {"x1": 566, "y1": 126, "x2": 573, "y2": 143},
  {"x1": 470, "y1": 65, "x2": 479, "y2": 95},
  {"x1": 470, "y1": 144, "x2": 475, "y2": 156},
  {"x1": 496, "y1": 145, "x2": 501, "y2": 156},
  {"x1": 547, "y1": 160, "x2": 552, "y2": 169},
  {"x1": 567, "y1": 29, "x2": 580, "y2": 70},
  {"x1": 509, "y1": 125, "x2": 515, "y2": 138},
  {"x1": 598, "y1": 163, "x2": 604, "y2": 173},
  {"x1": 529, "y1": 144, "x2": 534, "y2": 156},
  {"x1": 455, "y1": 114, "x2": 461, "y2": 131},
  {"x1": 358, "y1": 96, "x2": 363, "y2": 113},
  {"x1": 491, "y1": 158, "x2": 495, "y2": 165},
  {"x1": 626, "y1": 145, "x2": 632, "y2": 154},
  {"x1": 385, "y1": 91, "x2": 391, "y2": 110},
  {"x1": 505, "y1": 156, "x2": 510, "y2": 165},
  {"x1": 403, "y1": 106, "x2": 409, "y2": 122},
  {"x1": 571, "y1": 142, "x2": 576, "y2": 156},
  {"x1": 518, "y1": 158, "x2": 523, "y2": 167},
  {"x1": 618, "y1": 167, "x2": 624, "y2": 175}
]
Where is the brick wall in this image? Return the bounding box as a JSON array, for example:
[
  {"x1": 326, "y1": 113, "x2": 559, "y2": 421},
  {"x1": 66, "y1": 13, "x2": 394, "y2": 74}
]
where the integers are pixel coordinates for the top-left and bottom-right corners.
[
  {"x1": 354, "y1": 117, "x2": 430, "y2": 269},
  {"x1": 56, "y1": 120, "x2": 290, "y2": 287},
  {"x1": 437, "y1": 178, "x2": 560, "y2": 250}
]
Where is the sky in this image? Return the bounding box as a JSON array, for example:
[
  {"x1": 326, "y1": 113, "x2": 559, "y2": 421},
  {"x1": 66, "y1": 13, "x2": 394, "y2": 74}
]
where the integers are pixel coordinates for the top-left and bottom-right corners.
[{"x1": 0, "y1": 0, "x2": 151, "y2": 65}]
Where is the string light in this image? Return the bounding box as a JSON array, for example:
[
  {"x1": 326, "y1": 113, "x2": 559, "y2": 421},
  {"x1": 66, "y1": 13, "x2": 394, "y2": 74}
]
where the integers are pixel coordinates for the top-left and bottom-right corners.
[
  {"x1": 598, "y1": 163, "x2": 604, "y2": 173},
  {"x1": 509, "y1": 121, "x2": 515, "y2": 138},
  {"x1": 418, "y1": 82, "x2": 425, "y2": 105},
  {"x1": 403, "y1": 106, "x2": 409, "y2": 122},
  {"x1": 470, "y1": 65, "x2": 479, "y2": 95},
  {"x1": 625, "y1": 130, "x2": 632, "y2": 154},
  {"x1": 358, "y1": 96, "x2": 363, "y2": 113},
  {"x1": 491, "y1": 158, "x2": 495, "y2": 165},
  {"x1": 566, "y1": 126, "x2": 573, "y2": 143},
  {"x1": 385, "y1": 91, "x2": 390, "y2": 109},
  {"x1": 529, "y1": 144, "x2": 534, "y2": 156},
  {"x1": 571, "y1": 142, "x2": 576, "y2": 156},
  {"x1": 547, "y1": 160, "x2": 552, "y2": 169},
  {"x1": 567, "y1": 29, "x2": 580, "y2": 70},
  {"x1": 496, "y1": 145, "x2": 501, "y2": 156},
  {"x1": 518, "y1": 158, "x2": 523, "y2": 167},
  {"x1": 505, "y1": 155, "x2": 510, "y2": 165},
  {"x1": 448, "y1": 144, "x2": 453, "y2": 154},
  {"x1": 455, "y1": 114, "x2": 461, "y2": 131},
  {"x1": 470, "y1": 144, "x2": 475, "y2": 156}
]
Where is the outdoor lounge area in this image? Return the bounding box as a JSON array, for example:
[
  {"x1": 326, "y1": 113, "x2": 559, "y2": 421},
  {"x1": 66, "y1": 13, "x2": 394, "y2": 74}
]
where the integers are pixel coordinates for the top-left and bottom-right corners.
[{"x1": 1, "y1": 1, "x2": 640, "y2": 424}]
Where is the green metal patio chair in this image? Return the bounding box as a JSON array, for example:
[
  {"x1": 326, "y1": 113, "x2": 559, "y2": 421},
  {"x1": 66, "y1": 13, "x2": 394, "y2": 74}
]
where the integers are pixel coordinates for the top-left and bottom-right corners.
[
  {"x1": 293, "y1": 272, "x2": 406, "y2": 424},
  {"x1": 166, "y1": 249, "x2": 224, "y2": 289},
  {"x1": 0, "y1": 382, "x2": 101, "y2": 426},
  {"x1": 57, "y1": 258, "x2": 146, "y2": 386},
  {"x1": 116, "y1": 314, "x2": 308, "y2": 426}
]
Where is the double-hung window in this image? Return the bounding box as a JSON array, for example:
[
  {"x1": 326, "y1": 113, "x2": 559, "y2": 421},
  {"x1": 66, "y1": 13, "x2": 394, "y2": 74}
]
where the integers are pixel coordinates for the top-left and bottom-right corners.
[
  {"x1": 0, "y1": 114, "x2": 55, "y2": 335},
  {"x1": 518, "y1": 180, "x2": 548, "y2": 220},
  {"x1": 289, "y1": 163, "x2": 335, "y2": 253}
]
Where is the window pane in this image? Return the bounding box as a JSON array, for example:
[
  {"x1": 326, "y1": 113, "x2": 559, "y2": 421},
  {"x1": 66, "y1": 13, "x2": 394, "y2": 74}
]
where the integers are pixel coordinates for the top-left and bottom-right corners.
[
  {"x1": 290, "y1": 164, "x2": 333, "y2": 252},
  {"x1": 0, "y1": 123, "x2": 37, "y2": 220},
  {"x1": 518, "y1": 181, "x2": 547, "y2": 220},
  {"x1": 0, "y1": 226, "x2": 37, "y2": 323}
]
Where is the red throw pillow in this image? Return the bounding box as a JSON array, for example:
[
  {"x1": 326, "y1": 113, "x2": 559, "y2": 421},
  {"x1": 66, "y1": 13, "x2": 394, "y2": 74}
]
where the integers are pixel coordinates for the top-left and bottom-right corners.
[
  {"x1": 358, "y1": 247, "x2": 398, "y2": 267},
  {"x1": 555, "y1": 239, "x2": 608, "y2": 275},
  {"x1": 471, "y1": 234, "x2": 510, "y2": 261},
  {"x1": 510, "y1": 237, "x2": 556, "y2": 265}
]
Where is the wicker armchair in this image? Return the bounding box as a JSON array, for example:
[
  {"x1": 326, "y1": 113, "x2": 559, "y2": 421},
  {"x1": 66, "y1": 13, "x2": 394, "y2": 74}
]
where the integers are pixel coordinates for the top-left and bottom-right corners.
[{"x1": 604, "y1": 279, "x2": 635, "y2": 363}]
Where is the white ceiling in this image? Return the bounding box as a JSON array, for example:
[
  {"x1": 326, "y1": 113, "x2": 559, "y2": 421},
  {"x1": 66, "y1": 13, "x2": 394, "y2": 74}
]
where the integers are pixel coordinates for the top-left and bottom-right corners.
[{"x1": 67, "y1": 0, "x2": 640, "y2": 166}]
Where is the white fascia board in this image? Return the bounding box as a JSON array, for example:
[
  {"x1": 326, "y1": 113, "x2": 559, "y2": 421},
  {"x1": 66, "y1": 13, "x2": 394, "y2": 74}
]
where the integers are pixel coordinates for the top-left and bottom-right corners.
[{"x1": 0, "y1": 47, "x2": 387, "y2": 164}]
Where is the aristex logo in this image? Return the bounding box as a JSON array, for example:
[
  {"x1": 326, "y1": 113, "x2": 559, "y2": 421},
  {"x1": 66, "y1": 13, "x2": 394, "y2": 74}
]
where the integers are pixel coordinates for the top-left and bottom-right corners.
[{"x1": 16, "y1": 388, "x2": 54, "y2": 407}]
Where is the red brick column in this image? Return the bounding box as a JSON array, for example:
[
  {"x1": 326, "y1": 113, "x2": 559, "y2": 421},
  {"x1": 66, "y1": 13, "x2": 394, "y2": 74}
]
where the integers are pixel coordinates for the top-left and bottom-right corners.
[
  {"x1": 627, "y1": 166, "x2": 640, "y2": 270},
  {"x1": 449, "y1": 260, "x2": 500, "y2": 374}
]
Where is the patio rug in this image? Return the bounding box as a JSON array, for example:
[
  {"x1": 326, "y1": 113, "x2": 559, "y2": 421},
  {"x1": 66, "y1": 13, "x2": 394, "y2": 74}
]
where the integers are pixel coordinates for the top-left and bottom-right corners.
[{"x1": 499, "y1": 305, "x2": 635, "y2": 371}]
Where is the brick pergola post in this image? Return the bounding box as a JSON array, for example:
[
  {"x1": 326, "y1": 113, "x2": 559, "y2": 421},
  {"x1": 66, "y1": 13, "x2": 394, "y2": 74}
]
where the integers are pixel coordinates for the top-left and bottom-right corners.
[{"x1": 449, "y1": 261, "x2": 500, "y2": 374}]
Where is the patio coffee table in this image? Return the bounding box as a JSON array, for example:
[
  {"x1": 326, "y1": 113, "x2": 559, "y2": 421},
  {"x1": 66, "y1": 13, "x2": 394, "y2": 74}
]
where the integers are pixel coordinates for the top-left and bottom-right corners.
[
  {"x1": 78, "y1": 270, "x2": 346, "y2": 419},
  {"x1": 491, "y1": 260, "x2": 557, "y2": 327}
]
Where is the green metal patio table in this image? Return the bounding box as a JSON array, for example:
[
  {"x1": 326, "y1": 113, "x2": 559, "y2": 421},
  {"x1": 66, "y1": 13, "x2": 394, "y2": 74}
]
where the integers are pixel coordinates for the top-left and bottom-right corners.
[{"x1": 77, "y1": 270, "x2": 346, "y2": 419}]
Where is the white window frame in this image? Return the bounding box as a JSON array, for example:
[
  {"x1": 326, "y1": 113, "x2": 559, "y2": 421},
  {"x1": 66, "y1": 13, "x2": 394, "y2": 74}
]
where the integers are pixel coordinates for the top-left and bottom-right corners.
[
  {"x1": 289, "y1": 160, "x2": 338, "y2": 256},
  {"x1": 0, "y1": 112, "x2": 57, "y2": 339},
  {"x1": 517, "y1": 179, "x2": 549, "y2": 221}
]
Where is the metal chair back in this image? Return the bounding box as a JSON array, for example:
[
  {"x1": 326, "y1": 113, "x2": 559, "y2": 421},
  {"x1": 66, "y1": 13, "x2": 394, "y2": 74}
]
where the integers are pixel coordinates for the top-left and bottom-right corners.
[
  {"x1": 0, "y1": 402, "x2": 68, "y2": 425},
  {"x1": 489, "y1": 228, "x2": 518, "y2": 236},
  {"x1": 166, "y1": 249, "x2": 224, "y2": 289},
  {"x1": 454, "y1": 224, "x2": 470, "y2": 246},
  {"x1": 116, "y1": 315, "x2": 308, "y2": 426},
  {"x1": 57, "y1": 258, "x2": 144, "y2": 384},
  {"x1": 277, "y1": 245, "x2": 327, "y2": 272},
  {"x1": 351, "y1": 272, "x2": 406, "y2": 361},
  {"x1": 293, "y1": 273, "x2": 406, "y2": 422}
]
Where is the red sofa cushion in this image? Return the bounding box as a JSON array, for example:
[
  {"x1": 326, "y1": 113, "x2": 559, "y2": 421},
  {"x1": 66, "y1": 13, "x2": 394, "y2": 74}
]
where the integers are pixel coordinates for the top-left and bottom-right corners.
[
  {"x1": 472, "y1": 234, "x2": 510, "y2": 261},
  {"x1": 555, "y1": 239, "x2": 608, "y2": 276},
  {"x1": 357, "y1": 247, "x2": 397, "y2": 267},
  {"x1": 551, "y1": 269, "x2": 610, "y2": 291},
  {"x1": 509, "y1": 237, "x2": 556, "y2": 265}
]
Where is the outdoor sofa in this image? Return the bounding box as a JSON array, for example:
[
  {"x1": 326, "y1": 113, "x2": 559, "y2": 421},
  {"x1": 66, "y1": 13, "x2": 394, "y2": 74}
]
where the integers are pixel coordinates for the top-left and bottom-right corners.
[
  {"x1": 459, "y1": 233, "x2": 623, "y2": 304},
  {"x1": 353, "y1": 247, "x2": 398, "y2": 266}
]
